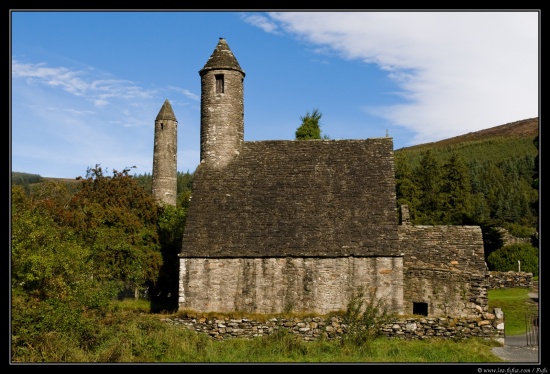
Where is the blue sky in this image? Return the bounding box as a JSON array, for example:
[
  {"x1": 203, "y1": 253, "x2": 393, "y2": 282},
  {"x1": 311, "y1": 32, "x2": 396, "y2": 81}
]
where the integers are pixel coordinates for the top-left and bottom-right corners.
[{"x1": 11, "y1": 11, "x2": 539, "y2": 179}]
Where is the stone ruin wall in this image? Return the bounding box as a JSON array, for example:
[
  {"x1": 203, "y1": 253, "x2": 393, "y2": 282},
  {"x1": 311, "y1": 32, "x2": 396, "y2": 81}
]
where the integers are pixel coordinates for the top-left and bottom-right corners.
[
  {"x1": 163, "y1": 311, "x2": 504, "y2": 342},
  {"x1": 486, "y1": 271, "x2": 533, "y2": 289},
  {"x1": 398, "y1": 223, "x2": 489, "y2": 317},
  {"x1": 402, "y1": 268, "x2": 488, "y2": 317},
  {"x1": 178, "y1": 256, "x2": 404, "y2": 316},
  {"x1": 497, "y1": 227, "x2": 532, "y2": 246}
]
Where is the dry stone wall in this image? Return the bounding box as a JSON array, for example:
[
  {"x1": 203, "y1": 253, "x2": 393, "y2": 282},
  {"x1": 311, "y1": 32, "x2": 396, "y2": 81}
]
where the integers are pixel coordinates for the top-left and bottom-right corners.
[
  {"x1": 162, "y1": 309, "x2": 504, "y2": 342},
  {"x1": 486, "y1": 271, "x2": 533, "y2": 289}
]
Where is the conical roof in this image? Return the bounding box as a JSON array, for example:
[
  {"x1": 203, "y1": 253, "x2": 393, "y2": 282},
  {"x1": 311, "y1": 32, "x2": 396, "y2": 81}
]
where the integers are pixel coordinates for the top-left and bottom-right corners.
[
  {"x1": 156, "y1": 99, "x2": 177, "y2": 121},
  {"x1": 199, "y1": 37, "x2": 245, "y2": 76}
]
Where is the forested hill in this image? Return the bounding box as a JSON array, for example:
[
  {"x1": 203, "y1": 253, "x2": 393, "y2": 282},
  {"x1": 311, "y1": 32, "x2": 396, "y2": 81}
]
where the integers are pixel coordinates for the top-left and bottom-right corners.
[
  {"x1": 394, "y1": 117, "x2": 539, "y2": 168},
  {"x1": 397, "y1": 117, "x2": 538, "y2": 151},
  {"x1": 393, "y1": 117, "x2": 539, "y2": 240}
]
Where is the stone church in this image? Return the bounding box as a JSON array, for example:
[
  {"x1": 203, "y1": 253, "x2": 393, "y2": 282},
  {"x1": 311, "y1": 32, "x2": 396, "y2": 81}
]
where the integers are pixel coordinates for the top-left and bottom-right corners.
[{"x1": 152, "y1": 38, "x2": 488, "y2": 318}]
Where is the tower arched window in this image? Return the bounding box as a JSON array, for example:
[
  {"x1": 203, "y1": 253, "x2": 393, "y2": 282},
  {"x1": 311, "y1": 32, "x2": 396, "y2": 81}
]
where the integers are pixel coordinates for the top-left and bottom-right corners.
[{"x1": 215, "y1": 74, "x2": 224, "y2": 94}]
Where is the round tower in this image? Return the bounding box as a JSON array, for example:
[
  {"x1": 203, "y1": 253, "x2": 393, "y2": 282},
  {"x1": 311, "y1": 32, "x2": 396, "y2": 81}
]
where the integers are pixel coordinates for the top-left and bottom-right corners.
[
  {"x1": 152, "y1": 99, "x2": 177, "y2": 206},
  {"x1": 199, "y1": 37, "x2": 245, "y2": 168}
]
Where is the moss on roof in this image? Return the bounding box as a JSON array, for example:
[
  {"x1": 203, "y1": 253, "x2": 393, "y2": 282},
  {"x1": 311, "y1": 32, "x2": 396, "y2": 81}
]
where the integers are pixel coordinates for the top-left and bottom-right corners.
[
  {"x1": 181, "y1": 138, "x2": 401, "y2": 258},
  {"x1": 155, "y1": 99, "x2": 177, "y2": 121},
  {"x1": 199, "y1": 37, "x2": 245, "y2": 76}
]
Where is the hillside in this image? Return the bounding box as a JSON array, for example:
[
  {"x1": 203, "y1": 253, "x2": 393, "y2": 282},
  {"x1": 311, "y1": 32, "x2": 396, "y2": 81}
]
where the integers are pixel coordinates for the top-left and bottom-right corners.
[
  {"x1": 398, "y1": 117, "x2": 539, "y2": 151},
  {"x1": 392, "y1": 116, "x2": 538, "y2": 236}
]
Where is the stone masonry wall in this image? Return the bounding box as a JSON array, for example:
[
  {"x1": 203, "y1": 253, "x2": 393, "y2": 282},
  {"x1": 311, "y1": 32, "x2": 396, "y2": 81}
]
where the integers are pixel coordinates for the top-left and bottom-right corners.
[
  {"x1": 200, "y1": 68, "x2": 244, "y2": 168},
  {"x1": 403, "y1": 269, "x2": 488, "y2": 317},
  {"x1": 486, "y1": 271, "x2": 533, "y2": 289},
  {"x1": 151, "y1": 106, "x2": 177, "y2": 206},
  {"x1": 178, "y1": 256, "x2": 404, "y2": 315},
  {"x1": 162, "y1": 309, "x2": 504, "y2": 342},
  {"x1": 398, "y1": 224, "x2": 488, "y2": 317}
]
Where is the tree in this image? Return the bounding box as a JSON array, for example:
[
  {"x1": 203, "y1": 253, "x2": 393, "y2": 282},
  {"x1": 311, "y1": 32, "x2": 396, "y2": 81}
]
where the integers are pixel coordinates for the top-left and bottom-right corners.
[
  {"x1": 11, "y1": 172, "x2": 43, "y2": 194},
  {"x1": 480, "y1": 223, "x2": 505, "y2": 261},
  {"x1": 440, "y1": 153, "x2": 472, "y2": 224},
  {"x1": 151, "y1": 204, "x2": 187, "y2": 311},
  {"x1": 176, "y1": 171, "x2": 194, "y2": 209},
  {"x1": 68, "y1": 165, "x2": 163, "y2": 299},
  {"x1": 394, "y1": 154, "x2": 420, "y2": 222},
  {"x1": 11, "y1": 183, "x2": 114, "y2": 355},
  {"x1": 413, "y1": 150, "x2": 443, "y2": 224},
  {"x1": 531, "y1": 135, "x2": 539, "y2": 248},
  {"x1": 532, "y1": 135, "x2": 539, "y2": 191},
  {"x1": 295, "y1": 108, "x2": 326, "y2": 140},
  {"x1": 487, "y1": 243, "x2": 538, "y2": 276},
  {"x1": 11, "y1": 184, "x2": 91, "y2": 301}
]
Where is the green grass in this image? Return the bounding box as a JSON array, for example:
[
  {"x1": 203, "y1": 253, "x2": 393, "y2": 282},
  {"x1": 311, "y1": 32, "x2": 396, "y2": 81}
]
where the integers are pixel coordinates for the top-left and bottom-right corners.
[
  {"x1": 162, "y1": 331, "x2": 502, "y2": 363},
  {"x1": 16, "y1": 288, "x2": 539, "y2": 363},
  {"x1": 12, "y1": 314, "x2": 504, "y2": 363},
  {"x1": 11, "y1": 300, "x2": 507, "y2": 363},
  {"x1": 488, "y1": 287, "x2": 538, "y2": 336}
]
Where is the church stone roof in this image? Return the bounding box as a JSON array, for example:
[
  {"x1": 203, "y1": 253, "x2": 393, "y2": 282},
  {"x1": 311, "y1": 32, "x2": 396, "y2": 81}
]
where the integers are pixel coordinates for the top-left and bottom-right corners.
[
  {"x1": 199, "y1": 37, "x2": 245, "y2": 76},
  {"x1": 181, "y1": 138, "x2": 401, "y2": 258},
  {"x1": 156, "y1": 99, "x2": 177, "y2": 121}
]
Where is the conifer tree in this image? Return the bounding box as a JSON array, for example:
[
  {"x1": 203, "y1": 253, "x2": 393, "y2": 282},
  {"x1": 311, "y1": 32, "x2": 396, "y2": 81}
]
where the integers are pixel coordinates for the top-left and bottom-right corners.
[
  {"x1": 295, "y1": 108, "x2": 323, "y2": 140},
  {"x1": 414, "y1": 150, "x2": 442, "y2": 224},
  {"x1": 440, "y1": 153, "x2": 472, "y2": 224}
]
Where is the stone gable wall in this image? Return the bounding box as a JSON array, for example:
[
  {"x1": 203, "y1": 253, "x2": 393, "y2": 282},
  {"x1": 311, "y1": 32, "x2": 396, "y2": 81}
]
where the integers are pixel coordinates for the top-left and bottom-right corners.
[{"x1": 398, "y1": 223, "x2": 488, "y2": 317}]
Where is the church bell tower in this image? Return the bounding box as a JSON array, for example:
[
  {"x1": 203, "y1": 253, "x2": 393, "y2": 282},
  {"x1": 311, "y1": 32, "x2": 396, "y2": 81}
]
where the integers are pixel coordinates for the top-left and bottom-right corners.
[{"x1": 199, "y1": 37, "x2": 245, "y2": 168}]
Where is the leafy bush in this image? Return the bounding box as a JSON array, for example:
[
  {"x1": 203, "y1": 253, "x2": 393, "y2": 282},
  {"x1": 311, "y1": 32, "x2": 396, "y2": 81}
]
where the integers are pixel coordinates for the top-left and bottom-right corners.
[
  {"x1": 68, "y1": 165, "x2": 163, "y2": 295},
  {"x1": 341, "y1": 287, "x2": 393, "y2": 350},
  {"x1": 487, "y1": 243, "x2": 538, "y2": 276}
]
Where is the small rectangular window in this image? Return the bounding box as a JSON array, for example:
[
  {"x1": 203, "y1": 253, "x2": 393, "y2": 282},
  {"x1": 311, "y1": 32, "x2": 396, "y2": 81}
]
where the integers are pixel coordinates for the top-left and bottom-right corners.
[
  {"x1": 215, "y1": 74, "x2": 224, "y2": 94},
  {"x1": 413, "y1": 302, "x2": 428, "y2": 316}
]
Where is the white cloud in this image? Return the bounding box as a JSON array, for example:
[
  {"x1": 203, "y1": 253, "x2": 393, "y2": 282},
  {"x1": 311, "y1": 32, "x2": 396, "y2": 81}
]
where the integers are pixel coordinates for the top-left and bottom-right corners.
[
  {"x1": 12, "y1": 59, "x2": 157, "y2": 105},
  {"x1": 169, "y1": 86, "x2": 200, "y2": 101},
  {"x1": 241, "y1": 13, "x2": 280, "y2": 34},
  {"x1": 260, "y1": 11, "x2": 539, "y2": 144},
  {"x1": 12, "y1": 60, "x2": 89, "y2": 96}
]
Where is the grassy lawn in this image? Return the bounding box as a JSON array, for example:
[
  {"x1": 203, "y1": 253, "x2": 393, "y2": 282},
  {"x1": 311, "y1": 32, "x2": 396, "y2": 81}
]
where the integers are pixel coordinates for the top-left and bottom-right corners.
[
  {"x1": 15, "y1": 289, "x2": 538, "y2": 363},
  {"x1": 488, "y1": 287, "x2": 538, "y2": 336}
]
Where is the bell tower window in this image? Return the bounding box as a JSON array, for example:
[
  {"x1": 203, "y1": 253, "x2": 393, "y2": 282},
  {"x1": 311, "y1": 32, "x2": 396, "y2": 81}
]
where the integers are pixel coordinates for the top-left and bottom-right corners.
[{"x1": 215, "y1": 74, "x2": 224, "y2": 94}]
